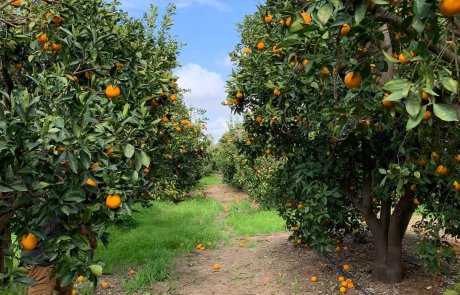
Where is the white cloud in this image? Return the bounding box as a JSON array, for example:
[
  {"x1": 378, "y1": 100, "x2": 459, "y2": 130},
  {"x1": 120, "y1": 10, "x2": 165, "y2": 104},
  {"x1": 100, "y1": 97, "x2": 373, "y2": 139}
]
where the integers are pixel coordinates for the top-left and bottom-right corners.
[{"x1": 175, "y1": 63, "x2": 232, "y2": 142}]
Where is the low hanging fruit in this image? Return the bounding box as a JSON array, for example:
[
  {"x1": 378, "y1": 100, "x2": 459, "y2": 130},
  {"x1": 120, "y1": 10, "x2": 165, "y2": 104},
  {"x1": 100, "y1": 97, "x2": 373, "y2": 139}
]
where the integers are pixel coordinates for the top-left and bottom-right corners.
[
  {"x1": 86, "y1": 178, "x2": 98, "y2": 187},
  {"x1": 105, "y1": 85, "x2": 121, "y2": 98},
  {"x1": 340, "y1": 24, "x2": 351, "y2": 36},
  {"x1": 438, "y1": 0, "x2": 460, "y2": 17},
  {"x1": 264, "y1": 14, "x2": 273, "y2": 23},
  {"x1": 344, "y1": 72, "x2": 362, "y2": 89},
  {"x1": 106, "y1": 194, "x2": 122, "y2": 209},
  {"x1": 21, "y1": 233, "x2": 38, "y2": 250}
]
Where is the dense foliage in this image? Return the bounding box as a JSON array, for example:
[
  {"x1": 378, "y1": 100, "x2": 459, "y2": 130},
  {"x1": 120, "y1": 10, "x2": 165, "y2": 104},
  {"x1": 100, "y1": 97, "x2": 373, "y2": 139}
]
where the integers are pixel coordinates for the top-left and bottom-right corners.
[
  {"x1": 0, "y1": 0, "x2": 209, "y2": 287},
  {"x1": 227, "y1": 0, "x2": 460, "y2": 282}
]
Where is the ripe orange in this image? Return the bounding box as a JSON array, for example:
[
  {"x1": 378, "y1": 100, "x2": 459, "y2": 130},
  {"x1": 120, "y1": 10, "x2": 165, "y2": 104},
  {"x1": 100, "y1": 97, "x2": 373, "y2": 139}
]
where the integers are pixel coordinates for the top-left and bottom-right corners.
[
  {"x1": 301, "y1": 12, "x2": 312, "y2": 24},
  {"x1": 151, "y1": 100, "x2": 159, "y2": 107},
  {"x1": 319, "y1": 66, "x2": 330, "y2": 78},
  {"x1": 382, "y1": 99, "x2": 394, "y2": 107},
  {"x1": 341, "y1": 281, "x2": 348, "y2": 287},
  {"x1": 422, "y1": 110, "x2": 432, "y2": 121},
  {"x1": 245, "y1": 140, "x2": 252, "y2": 145},
  {"x1": 11, "y1": 0, "x2": 21, "y2": 7},
  {"x1": 432, "y1": 151, "x2": 440, "y2": 161},
  {"x1": 106, "y1": 146, "x2": 114, "y2": 154},
  {"x1": 454, "y1": 181, "x2": 460, "y2": 191},
  {"x1": 264, "y1": 14, "x2": 273, "y2": 23},
  {"x1": 236, "y1": 91, "x2": 243, "y2": 99},
  {"x1": 265, "y1": 149, "x2": 271, "y2": 155},
  {"x1": 439, "y1": 0, "x2": 460, "y2": 17},
  {"x1": 162, "y1": 116, "x2": 169, "y2": 123},
  {"x1": 212, "y1": 263, "x2": 220, "y2": 270},
  {"x1": 51, "y1": 43, "x2": 63, "y2": 51},
  {"x1": 143, "y1": 167, "x2": 150, "y2": 173},
  {"x1": 55, "y1": 146, "x2": 66, "y2": 152},
  {"x1": 343, "y1": 264, "x2": 350, "y2": 271},
  {"x1": 257, "y1": 41, "x2": 265, "y2": 50},
  {"x1": 272, "y1": 46, "x2": 282, "y2": 53},
  {"x1": 285, "y1": 16, "x2": 292, "y2": 27},
  {"x1": 436, "y1": 165, "x2": 448, "y2": 176},
  {"x1": 14, "y1": 63, "x2": 22, "y2": 69},
  {"x1": 274, "y1": 88, "x2": 280, "y2": 96},
  {"x1": 76, "y1": 275, "x2": 84, "y2": 283},
  {"x1": 106, "y1": 194, "x2": 122, "y2": 209},
  {"x1": 455, "y1": 154, "x2": 460, "y2": 163},
  {"x1": 344, "y1": 72, "x2": 362, "y2": 89},
  {"x1": 21, "y1": 233, "x2": 38, "y2": 250},
  {"x1": 43, "y1": 43, "x2": 50, "y2": 51},
  {"x1": 84, "y1": 71, "x2": 92, "y2": 80},
  {"x1": 297, "y1": 203, "x2": 303, "y2": 209},
  {"x1": 38, "y1": 34, "x2": 48, "y2": 43},
  {"x1": 239, "y1": 242, "x2": 244, "y2": 247},
  {"x1": 52, "y1": 16, "x2": 64, "y2": 24},
  {"x1": 338, "y1": 276, "x2": 345, "y2": 282},
  {"x1": 105, "y1": 85, "x2": 121, "y2": 98},
  {"x1": 243, "y1": 47, "x2": 250, "y2": 55},
  {"x1": 115, "y1": 62, "x2": 124, "y2": 69},
  {"x1": 340, "y1": 286, "x2": 347, "y2": 293},
  {"x1": 398, "y1": 53, "x2": 410, "y2": 65},
  {"x1": 86, "y1": 178, "x2": 97, "y2": 187},
  {"x1": 100, "y1": 281, "x2": 109, "y2": 289},
  {"x1": 170, "y1": 94, "x2": 176, "y2": 102},
  {"x1": 421, "y1": 91, "x2": 429, "y2": 101},
  {"x1": 256, "y1": 116, "x2": 263, "y2": 124},
  {"x1": 340, "y1": 24, "x2": 351, "y2": 36},
  {"x1": 347, "y1": 282, "x2": 355, "y2": 288},
  {"x1": 296, "y1": 239, "x2": 302, "y2": 245},
  {"x1": 310, "y1": 276, "x2": 317, "y2": 282},
  {"x1": 175, "y1": 127, "x2": 182, "y2": 132}
]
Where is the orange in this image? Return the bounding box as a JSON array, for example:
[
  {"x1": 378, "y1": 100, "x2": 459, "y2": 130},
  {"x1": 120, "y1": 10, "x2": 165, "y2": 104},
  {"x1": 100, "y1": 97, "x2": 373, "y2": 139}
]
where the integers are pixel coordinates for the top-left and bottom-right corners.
[
  {"x1": 310, "y1": 276, "x2": 317, "y2": 282},
  {"x1": 175, "y1": 127, "x2": 181, "y2": 132},
  {"x1": 91, "y1": 162, "x2": 99, "y2": 170},
  {"x1": 454, "y1": 154, "x2": 460, "y2": 163},
  {"x1": 296, "y1": 239, "x2": 302, "y2": 245},
  {"x1": 76, "y1": 275, "x2": 84, "y2": 283},
  {"x1": 236, "y1": 91, "x2": 243, "y2": 99},
  {"x1": 398, "y1": 53, "x2": 410, "y2": 65},
  {"x1": 340, "y1": 286, "x2": 347, "y2": 293},
  {"x1": 341, "y1": 281, "x2": 348, "y2": 287},
  {"x1": 344, "y1": 72, "x2": 362, "y2": 89},
  {"x1": 52, "y1": 16, "x2": 64, "y2": 24},
  {"x1": 439, "y1": 0, "x2": 460, "y2": 17},
  {"x1": 245, "y1": 140, "x2": 252, "y2": 145},
  {"x1": 243, "y1": 47, "x2": 250, "y2": 55},
  {"x1": 86, "y1": 178, "x2": 97, "y2": 187},
  {"x1": 418, "y1": 158, "x2": 426, "y2": 166},
  {"x1": 395, "y1": 32, "x2": 402, "y2": 41},
  {"x1": 340, "y1": 24, "x2": 351, "y2": 36},
  {"x1": 143, "y1": 167, "x2": 150, "y2": 173},
  {"x1": 257, "y1": 41, "x2": 265, "y2": 50},
  {"x1": 256, "y1": 116, "x2": 263, "y2": 124},
  {"x1": 319, "y1": 66, "x2": 330, "y2": 78},
  {"x1": 43, "y1": 43, "x2": 50, "y2": 51},
  {"x1": 100, "y1": 281, "x2": 109, "y2": 288},
  {"x1": 14, "y1": 63, "x2": 22, "y2": 69},
  {"x1": 162, "y1": 116, "x2": 169, "y2": 123},
  {"x1": 422, "y1": 110, "x2": 432, "y2": 121},
  {"x1": 437, "y1": 165, "x2": 448, "y2": 176},
  {"x1": 151, "y1": 100, "x2": 159, "y2": 107},
  {"x1": 84, "y1": 71, "x2": 92, "y2": 79},
  {"x1": 301, "y1": 12, "x2": 312, "y2": 24},
  {"x1": 453, "y1": 180, "x2": 460, "y2": 191},
  {"x1": 105, "y1": 85, "x2": 121, "y2": 98},
  {"x1": 432, "y1": 151, "x2": 440, "y2": 161},
  {"x1": 170, "y1": 94, "x2": 177, "y2": 102},
  {"x1": 382, "y1": 99, "x2": 394, "y2": 107},
  {"x1": 11, "y1": 0, "x2": 21, "y2": 7},
  {"x1": 347, "y1": 282, "x2": 355, "y2": 288},
  {"x1": 272, "y1": 46, "x2": 281, "y2": 53},
  {"x1": 21, "y1": 233, "x2": 38, "y2": 250},
  {"x1": 38, "y1": 34, "x2": 48, "y2": 43},
  {"x1": 342, "y1": 264, "x2": 350, "y2": 270},
  {"x1": 297, "y1": 203, "x2": 303, "y2": 209},
  {"x1": 302, "y1": 59, "x2": 309, "y2": 66},
  {"x1": 285, "y1": 16, "x2": 292, "y2": 27},
  {"x1": 421, "y1": 92, "x2": 429, "y2": 101},
  {"x1": 338, "y1": 276, "x2": 345, "y2": 282},
  {"x1": 51, "y1": 43, "x2": 63, "y2": 51},
  {"x1": 106, "y1": 194, "x2": 122, "y2": 209},
  {"x1": 239, "y1": 242, "x2": 244, "y2": 247},
  {"x1": 410, "y1": 184, "x2": 417, "y2": 191},
  {"x1": 265, "y1": 149, "x2": 271, "y2": 155},
  {"x1": 55, "y1": 146, "x2": 66, "y2": 152},
  {"x1": 274, "y1": 88, "x2": 280, "y2": 96},
  {"x1": 115, "y1": 62, "x2": 124, "y2": 69},
  {"x1": 264, "y1": 14, "x2": 273, "y2": 23},
  {"x1": 212, "y1": 263, "x2": 220, "y2": 270},
  {"x1": 106, "y1": 146, "x2": 114, "y2": 155},
  {"x1": 171, "y1": 82, "x2": 177, "y2": 89}
]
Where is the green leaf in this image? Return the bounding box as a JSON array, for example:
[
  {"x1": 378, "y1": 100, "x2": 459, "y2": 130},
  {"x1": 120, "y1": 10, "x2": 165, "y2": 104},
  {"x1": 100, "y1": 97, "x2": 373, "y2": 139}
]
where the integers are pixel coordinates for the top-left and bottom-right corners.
[
  {"x1": 354, "y1": 1, "x2": 367, "y2": 25},
  {"x1": 383, "y1": 79, "x2": 411, "y2": 95},
  {"x1": 414, "y1": 171, "x2": 421, "y2": 179},
  {"x1": 66, "y1": 152, "x2": 79, "y2": 174},
  {"x1": 372, "y1": 0, "x2": 388, "y2": 3},
  {"x1": 384, "y1": 91, "x2": 404, "y2": 102},
  {"x1": 433, "y1": 103, "x2": 458, "y2": 122},
  {"x1": 317, "y1": 3, "x2": 333, "y2": 26},
  {"x1": 406, "y1": 105, "x2": 426, "y2": 130},
  {"x1": 405, "y1": 92, "x2": 421, "y2": 118},
  {"x1": 140, "y1": 151, "x2": 151, "y2": 167},
  {"x1": 382, "y1": 50, "x2": 398, "y2": 63},
  {"x1": 290, "y1": 19, "x2": 304, "y2": 33},
  {"x1": 124, "y1": 144, "x2": 135, "y2": 159},
  {"x1": 378, "y1": 168, "x2": 387, "y2": 175},
  {"x1": 440, "y1": 77, "x2": 458, "y2": 94}
]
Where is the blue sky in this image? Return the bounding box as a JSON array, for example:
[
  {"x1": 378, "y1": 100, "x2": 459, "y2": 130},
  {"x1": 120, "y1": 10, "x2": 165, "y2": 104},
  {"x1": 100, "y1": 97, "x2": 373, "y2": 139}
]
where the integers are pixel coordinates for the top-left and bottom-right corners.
[{"x1": 119, "y1": 0, "x2": 259, "y2": 141}]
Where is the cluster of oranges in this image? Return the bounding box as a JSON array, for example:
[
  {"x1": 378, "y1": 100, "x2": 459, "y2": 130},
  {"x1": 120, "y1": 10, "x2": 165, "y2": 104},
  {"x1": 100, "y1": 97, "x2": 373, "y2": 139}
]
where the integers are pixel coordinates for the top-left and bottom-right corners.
[
  {"x1": 196, "y1": 240, "x2": 212, "y2": 251},
  {"x1": 337, "y1": 273, "x2": 355, "y2": 293}
]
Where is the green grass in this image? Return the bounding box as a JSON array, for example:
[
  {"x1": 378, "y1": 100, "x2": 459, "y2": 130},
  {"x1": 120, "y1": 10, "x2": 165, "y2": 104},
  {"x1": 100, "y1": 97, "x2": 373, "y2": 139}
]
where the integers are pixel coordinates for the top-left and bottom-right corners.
[
  {"x1": 196, "y1": 173, "x2": 222, "y2": 188},
  {"x1": 226, "y1": 199, "x2": 286, "y2": 236},
  {"x1": 95, "y1": 198, "x2": 225, "y2": 292}
]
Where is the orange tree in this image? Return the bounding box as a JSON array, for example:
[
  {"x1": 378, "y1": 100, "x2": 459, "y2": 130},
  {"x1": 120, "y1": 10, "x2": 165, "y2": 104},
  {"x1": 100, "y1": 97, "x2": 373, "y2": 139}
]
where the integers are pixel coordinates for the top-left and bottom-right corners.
[
  {"x1": 0, "y1": 0, "x2": 208, "y2": 287},
  {"x1": 227, "y1": 0, "x2": 460, "y2": 283}
]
